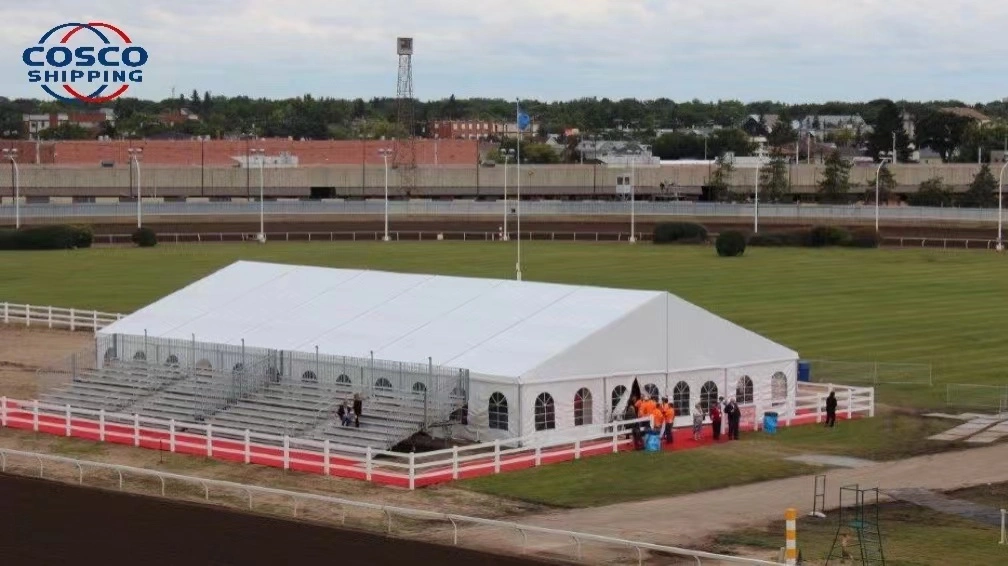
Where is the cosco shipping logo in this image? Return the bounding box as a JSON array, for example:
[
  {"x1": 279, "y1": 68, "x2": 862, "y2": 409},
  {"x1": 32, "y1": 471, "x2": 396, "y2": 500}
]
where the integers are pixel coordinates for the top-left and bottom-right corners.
[{"x1": 23, "y1": 22, "x2": 148, "y2": 103}]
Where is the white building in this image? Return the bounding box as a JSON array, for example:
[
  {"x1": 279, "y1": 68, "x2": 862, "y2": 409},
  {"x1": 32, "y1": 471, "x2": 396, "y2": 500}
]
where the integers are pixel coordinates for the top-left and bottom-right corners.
[{"x1": 97, "y1": 261, "x2": 800, "y2": 445}]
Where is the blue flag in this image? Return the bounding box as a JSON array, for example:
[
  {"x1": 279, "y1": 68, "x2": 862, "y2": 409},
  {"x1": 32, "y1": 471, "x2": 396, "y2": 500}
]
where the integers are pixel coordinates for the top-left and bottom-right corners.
[{"x1": 517, "y1": 111, "x2": 531, "y2": 132}]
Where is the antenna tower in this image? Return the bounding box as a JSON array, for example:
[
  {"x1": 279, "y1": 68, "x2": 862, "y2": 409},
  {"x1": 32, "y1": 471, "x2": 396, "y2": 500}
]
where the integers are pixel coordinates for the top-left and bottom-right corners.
[{"x1": 395, "y1": 37, "x2": 417, "y2": 197}]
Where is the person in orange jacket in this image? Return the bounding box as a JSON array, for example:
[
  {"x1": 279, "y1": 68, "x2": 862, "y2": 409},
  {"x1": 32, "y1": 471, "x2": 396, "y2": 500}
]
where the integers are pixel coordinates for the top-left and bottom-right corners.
[
  {"x1": 650, "y1": 402, "x2": 664, "y2": 439},
  {"x1": 660, "y1": 397, "x2": 676, "y2": 443}
]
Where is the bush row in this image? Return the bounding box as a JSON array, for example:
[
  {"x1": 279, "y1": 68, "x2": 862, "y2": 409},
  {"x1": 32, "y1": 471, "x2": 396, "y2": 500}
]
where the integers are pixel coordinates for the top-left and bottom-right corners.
[
  {"x1": 653, "y1": 222, "x2": 708, "y2": 244},
  {"x1": 748, "y1": 225, "x2": 880, "y2": 248},
  {"x1": 0, "y1": 225, "x2": 94, "y2": 250}
]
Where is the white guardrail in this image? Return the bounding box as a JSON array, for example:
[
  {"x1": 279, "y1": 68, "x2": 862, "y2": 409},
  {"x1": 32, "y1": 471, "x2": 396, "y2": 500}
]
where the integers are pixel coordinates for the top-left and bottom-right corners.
[
  {"x1": 0, "y1": 448, "x2": 784, "y2": 566},
  {"x1": 1, "y1": 302, "x2": 122, "y2": 331}
]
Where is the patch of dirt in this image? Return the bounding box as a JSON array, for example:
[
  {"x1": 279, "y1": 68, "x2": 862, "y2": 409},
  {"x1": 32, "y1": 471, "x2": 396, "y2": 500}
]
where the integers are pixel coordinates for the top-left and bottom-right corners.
[{"x1": 0, "y1": 326, "x2": 93, "y2": 400}]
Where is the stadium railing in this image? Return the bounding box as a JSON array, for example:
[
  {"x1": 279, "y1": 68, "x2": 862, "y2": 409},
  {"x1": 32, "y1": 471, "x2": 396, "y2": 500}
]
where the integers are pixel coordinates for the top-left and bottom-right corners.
[
  {"x1": 0, "y1": 447, "x2": 784, "y2": 566},
  {"x1": 0, "y1": 302, "x2": 122, "y2": 332},
  {"x1": 0, "y1": 385, "x2": 875, "y2": 490}
]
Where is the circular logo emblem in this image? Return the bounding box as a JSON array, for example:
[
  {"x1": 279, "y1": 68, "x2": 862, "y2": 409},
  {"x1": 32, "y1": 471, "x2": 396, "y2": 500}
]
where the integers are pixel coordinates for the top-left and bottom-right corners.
[{"x1": 23, "y1": 22, "x2": 148, "y2": 103}]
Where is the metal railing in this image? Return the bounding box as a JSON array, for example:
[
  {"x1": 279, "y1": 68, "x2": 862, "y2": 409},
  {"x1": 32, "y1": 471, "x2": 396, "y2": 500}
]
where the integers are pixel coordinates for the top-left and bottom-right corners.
[
  {"x1": 0, "y1": 447, "x2": 782, "y2": 565},
  {"x1": 0, "y1": 302, "x2": 122, "y2": 331},
  {"x1": 945, "y1": 384, "x2": 1008, "y2": 413},
  {"x1": 804, "y1": 359, "x2": 934, "y2": 387},
  {"x1": 88, "y1": 230, "x2": 649, "y2": 245},
  {"x1": 0, "y1": 199, "x2": 1004, "y2": 223}
]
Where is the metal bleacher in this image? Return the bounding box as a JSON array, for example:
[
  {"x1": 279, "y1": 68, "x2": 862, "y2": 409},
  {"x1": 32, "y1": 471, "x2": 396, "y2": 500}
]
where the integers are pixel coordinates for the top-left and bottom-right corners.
[{"x1": 40, "y1": 360, "x2": 188, "y2": 414}]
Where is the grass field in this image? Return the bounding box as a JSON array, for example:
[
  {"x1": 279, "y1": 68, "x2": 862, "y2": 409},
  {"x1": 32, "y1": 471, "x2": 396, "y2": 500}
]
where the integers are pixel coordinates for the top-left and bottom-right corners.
[
  {"x1": 710, "y1": 482, "x2": 1008, "y2": 566},
  {"x1": 2, "y1": 241, "x2": 1006, "y2": 408}
]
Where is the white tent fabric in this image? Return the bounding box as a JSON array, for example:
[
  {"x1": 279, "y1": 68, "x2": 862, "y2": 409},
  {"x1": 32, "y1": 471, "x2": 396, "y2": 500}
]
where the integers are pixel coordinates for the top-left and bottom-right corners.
[{"x1": 98, "y1": 260, "x2": 800, "y2": 440}]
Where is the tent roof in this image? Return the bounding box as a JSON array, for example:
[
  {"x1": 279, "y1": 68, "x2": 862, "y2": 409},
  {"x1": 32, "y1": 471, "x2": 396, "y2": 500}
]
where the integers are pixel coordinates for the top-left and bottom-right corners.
[{"x1": 99, "y1": 261, "x2": 798, "y2": 382}]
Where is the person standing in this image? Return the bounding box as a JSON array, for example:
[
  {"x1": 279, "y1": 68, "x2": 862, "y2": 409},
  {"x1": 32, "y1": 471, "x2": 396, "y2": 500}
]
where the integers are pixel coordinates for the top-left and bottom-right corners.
[
  {"x1": 709, "y1": 398, "x2": 723, "y2": 441},
  {"x1": 625, "y1": 394, "x2": 643, "y2": 449},
  {"x1": 691, "y1": 403, "x2": 704, "y2": 441},
  {"x1": 825, "y1": 390, "x2": 838, "y2": 427},
  {"x1": 725, "y1": 397, "x2": 741, "y2": 440},
  {"x1": 353, "y1": 392, "x2": 364, "y2": 428},
  {"x1": 660, "y1": 397, "x2": 675, "y2": 444}
]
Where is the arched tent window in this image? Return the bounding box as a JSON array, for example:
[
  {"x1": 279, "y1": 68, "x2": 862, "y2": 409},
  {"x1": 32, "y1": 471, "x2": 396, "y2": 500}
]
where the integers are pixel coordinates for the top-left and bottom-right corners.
[
  {"x1": 672, "y1": 381, "x2": 690, "y2": 416},
  {"x1": 771, "y1": 372, "x2": 788, "y2": 405},
  {"x1": 643, "y1": 383, "x2": 660, "y2": 400},
  {"x1": 700, "y1": 381, "x2": 719, "y2": 411},
  {"x1": 165, "y1": 354, "x2": 179, "y2": 367},
  {"x1": 534, "y1": 392, "x2": 556, "y2": 431},
  {"x1": 133, "y1": 351, "x2": 147, "y2": 362},
  {"x1": 336, "y1": 374, "x2": 351, "y2": 385},
  {"x1": 574, "y1": 388, "x2": 593, "y2": 426},
  {"x1": 375, "y1": 378, "x2": 393, "y2": 391},
  {"x1": 611, "y1": 385, "x2": 627, "y2": 410},
  {"x1": 488, "y1": 392, "x2": 508, "y2": 431},
  {"x1": 302, "y1": 370, "x2": 318, "y2": 383},
  {"x1": 736, "y1": 376, "x2": 754, "y2": 404},
  {"x1": 412, "y1": 382, "x2": 427, "y2": 395}
]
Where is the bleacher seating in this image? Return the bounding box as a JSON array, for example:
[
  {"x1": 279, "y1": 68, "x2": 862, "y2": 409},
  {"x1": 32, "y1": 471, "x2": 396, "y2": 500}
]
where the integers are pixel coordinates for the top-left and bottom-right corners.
[{"x1": 40, "y1": 360, "x2": 187, "y2": 414}]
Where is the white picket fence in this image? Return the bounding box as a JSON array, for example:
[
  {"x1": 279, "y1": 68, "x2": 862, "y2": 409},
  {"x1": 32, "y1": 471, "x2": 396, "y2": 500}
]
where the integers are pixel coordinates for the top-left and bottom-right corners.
[
  {"x1": 0, "y1": 302, "x2": 122, "y2": 331},
  {"x1": 0, "y1": 448, "x2": 783, "y2": 565}
]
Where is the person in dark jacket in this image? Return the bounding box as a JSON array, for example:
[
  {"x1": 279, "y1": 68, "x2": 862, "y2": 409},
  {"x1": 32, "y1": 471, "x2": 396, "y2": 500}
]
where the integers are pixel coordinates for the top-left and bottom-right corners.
[
  {"x1": 624, "y1": 395, "x2": 643, "y2": 449},
  {"x1": 353, "y1": 393, "x2": 364, "y2": 428},
  {"x1": 724, "y1": 397, "x2": 741, "y2": 440},
  {"x1": 825, "y1": 391, "x2": 838, "y2": 427}
]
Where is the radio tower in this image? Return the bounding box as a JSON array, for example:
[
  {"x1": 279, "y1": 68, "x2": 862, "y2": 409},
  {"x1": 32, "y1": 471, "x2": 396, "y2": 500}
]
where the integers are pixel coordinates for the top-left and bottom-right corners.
[{"x1": 395, "y1": 37, "x2": 417, "y2": 197}]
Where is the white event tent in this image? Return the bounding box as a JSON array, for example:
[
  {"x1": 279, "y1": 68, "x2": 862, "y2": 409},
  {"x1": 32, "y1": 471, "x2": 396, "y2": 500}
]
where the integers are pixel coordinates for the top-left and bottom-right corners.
[{"x1": 97, "y1": 261, "x2": 799, "y2": 442}]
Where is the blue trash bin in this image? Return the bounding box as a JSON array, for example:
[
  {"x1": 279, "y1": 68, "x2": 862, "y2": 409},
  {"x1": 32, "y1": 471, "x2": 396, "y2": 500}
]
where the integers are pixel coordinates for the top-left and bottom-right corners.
[
  {"x1": 798, "y1": 361, "x2": 811, "y2": 383},
  {"x1": 763, "y1": 412, "x2": 779, "y2": 434},
  {"x1": 644, "y1": 431, "x2": 662, "y2": 452}
]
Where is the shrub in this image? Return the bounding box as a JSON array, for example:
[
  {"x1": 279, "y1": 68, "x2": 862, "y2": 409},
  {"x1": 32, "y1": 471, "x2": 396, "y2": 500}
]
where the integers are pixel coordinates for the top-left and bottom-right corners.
[
  {"x1": 844, "y1": 227, "x2": 881, "y2": 248},
  {"x1": 653, "y1": 222, "x2": 708, "y2": 244},
  {"x1": 715, "y1": 230, "x2": 746, "y2": 257},
  {"x1": 807, "y1": 225, "x2": 852, "y2": 248},
  {"x1": 131, "y1": 227, "x2": 158, "y2": 247},
  {"x1": 0, "y1": 225, "x2": 94, "y2": 250}
]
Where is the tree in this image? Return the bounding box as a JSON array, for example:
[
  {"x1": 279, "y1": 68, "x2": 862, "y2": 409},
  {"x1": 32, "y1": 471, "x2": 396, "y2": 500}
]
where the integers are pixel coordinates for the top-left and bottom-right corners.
[
  {"x1": 818, "y1": 150, "x2": 852, "y2": 203},
  {"x1": 915, "y1": 110, "x2": 969, "y2": 162},
  {"x1": 766, "y1": 120, "x2": 796, "y2": 148},
  {"x1": 867, "y1": 100, "x2": 911, "y2": 162},
  {"x1": 758, "y1": 153, "x2": 790, "y2": 203},
  {"x1": 960, "y1": 163, "x2": 997, "y2": 207},
  {"x1": 909, "y1": 177, "x2": 954, "y2": 207},
  {"x1": 708, "y1": 155, "x2": 734, "y2": 201},
  {"x1": 867, "y1": 166, "x2": 897, "y2": 203}
]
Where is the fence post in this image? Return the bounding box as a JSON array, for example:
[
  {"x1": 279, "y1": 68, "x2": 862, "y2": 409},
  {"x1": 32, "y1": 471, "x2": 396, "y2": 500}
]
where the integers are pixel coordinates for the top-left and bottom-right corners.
[
  {"x1": 574, "y1": 439, "x2": 581, "y2": 460},
  {"x1": 99, "y1": 409, "x2": 105, "y2": 441},
  {"x1": 169, "y1": 419, "x2": 176, "y2": 452},
  {"x1": 0, "y1": 396, "x2": 5, "y2": 428},
  {"x1": 92, "y1": 311, "x2": 98, "y2": 330},
  {"x1": 64, "y1": 404, "x2": 71, "y2": 437},
  {"x1": 2, "y1": 302, "x2": 7, "y2": 324},
  {"x1": 324, "y1": 439, "x2": 331, "y2": 476},
  {"x1": 282, "y1": 435, "x2": 290, "y2": 470},
  {"x1": 535, "y1": 446, "x2": 542, "y2": 466},
  {"x1": 365, "y1": 447, "x2": 373, "y2": 481},
  {"x1": 785, "y1": 508, "x2": 797, "y2": 566},
  {"x1": 26, "y1": 304, "x2": 30, "y2": 327},
  {"x1": 451, "y1": 446, "x2": 459, "y2": 480},
  {"x1": 847, "y1": 388, "x2": 854, "y2": 419},
  {"x1": 69, "y1": 308, "x2": 75, "y2": 332},
  {"x1": 873, "y1": 361, "x2": 879, "y2": 386},
  {"x1": 47, "y1": 305, "x2": 52, "y2": 328},
  {"x1": 1000, "y1": 508, "x2": 1005, "y2": 545},
  {"x1": 243, "y1": 430, "x2": 251, "y2": 463},
  {"x1": 493, "y1": 440, "x2": 501, "y2": 473},
  {"x1": 32, "y1": 399, "x2": 39, "y2": 432},
  {"x1": 612, "y1": 426, "x2": 619, "y2": 453},
  {"x1": 816, "y1": 395, "x2": 823, "y2": 424},
  {"x1": 133, "y1": 413, "x2": 140, "y2": 447},
  {"x1": 408, "y1": 452, "x2": 416, "y2": 490}
]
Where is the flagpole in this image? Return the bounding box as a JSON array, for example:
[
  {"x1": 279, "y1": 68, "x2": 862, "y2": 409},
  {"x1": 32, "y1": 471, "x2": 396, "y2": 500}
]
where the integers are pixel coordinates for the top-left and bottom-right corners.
[{"x1": 516, "y1": 98, "x2": 522, "y2": 282}]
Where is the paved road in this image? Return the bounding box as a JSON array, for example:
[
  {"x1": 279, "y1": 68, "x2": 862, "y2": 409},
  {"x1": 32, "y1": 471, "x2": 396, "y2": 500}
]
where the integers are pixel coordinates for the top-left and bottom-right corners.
[
  {"x1": 0, "y1": 200, "x2": 1000, "y2": 225},
  {"x1": 459, "y1": 443, "x2": 1008, "y2": 552}
]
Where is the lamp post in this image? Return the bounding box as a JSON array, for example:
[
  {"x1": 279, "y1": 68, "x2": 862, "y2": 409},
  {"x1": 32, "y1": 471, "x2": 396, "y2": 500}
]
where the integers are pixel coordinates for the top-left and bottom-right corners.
[
  {"x1": 874, "y1": 157, "x2": 890, "y2": 233},
  {"x1": 378, "y1": 148, "x2": 393, "y2": 241},
  {"x1": 128, "y1": 148, "x2": 143, "y2": 228},
  {"x1": 2, "y1": 149, "x2": 19, "y2": 229},
  {"x1": 501, "y1": 148, "x2": 514, "y2": 241},
  {"x1": 629, "y1": 156, "x2": 637, "y2": 243},
  {"x1": 250, "y1": 148, "x2": 266, "y2": 242},
  {"x1": 754, "y1": 147, "x2": 767, "y2": 233},
  {"x1": 998, "y1": 162, "x2": 1007, "y2": 252}
]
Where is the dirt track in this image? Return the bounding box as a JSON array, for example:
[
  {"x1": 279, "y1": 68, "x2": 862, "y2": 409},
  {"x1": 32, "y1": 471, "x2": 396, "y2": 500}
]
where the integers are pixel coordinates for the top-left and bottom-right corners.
[{"x1": 0, "y1": 473, "x2": 559, "y2": 566}]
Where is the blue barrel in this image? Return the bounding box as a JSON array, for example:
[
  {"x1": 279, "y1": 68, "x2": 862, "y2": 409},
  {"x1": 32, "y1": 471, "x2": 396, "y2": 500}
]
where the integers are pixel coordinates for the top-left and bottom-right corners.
[
  {"x1": 644, "y1": 432, "x2": 662, "y2": 452},
  {"x1": 763, "y1": 412, "x2": 779, "y2": 434},
  {"x1": 798, "y1": 361, "x2": 811, "y2": 382}
]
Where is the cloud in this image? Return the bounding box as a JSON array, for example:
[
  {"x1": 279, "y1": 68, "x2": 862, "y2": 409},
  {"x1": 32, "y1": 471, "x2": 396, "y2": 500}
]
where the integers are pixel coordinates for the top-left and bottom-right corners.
[{"x1": 1, "y1": 0, "x2": 1007, "y2": 102}]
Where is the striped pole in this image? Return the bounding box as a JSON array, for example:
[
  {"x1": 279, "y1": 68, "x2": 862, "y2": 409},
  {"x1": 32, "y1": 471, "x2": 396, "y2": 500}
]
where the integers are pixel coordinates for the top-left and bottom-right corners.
[{"x1": 785, "y1": 507, "x2": 797, "y2": 565}]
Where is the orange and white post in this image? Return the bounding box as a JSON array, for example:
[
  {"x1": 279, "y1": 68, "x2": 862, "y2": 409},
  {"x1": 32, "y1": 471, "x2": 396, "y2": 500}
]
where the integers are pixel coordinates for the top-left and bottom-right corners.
[{"x1": 785, "y1": 507, "x2": 797, "y2": 565}]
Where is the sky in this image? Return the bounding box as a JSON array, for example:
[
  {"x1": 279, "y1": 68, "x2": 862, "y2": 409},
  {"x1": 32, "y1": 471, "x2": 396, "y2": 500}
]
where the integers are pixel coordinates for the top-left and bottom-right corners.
[{"x1": 3, "y1": 0, "x2": 1007, "y2": 104}]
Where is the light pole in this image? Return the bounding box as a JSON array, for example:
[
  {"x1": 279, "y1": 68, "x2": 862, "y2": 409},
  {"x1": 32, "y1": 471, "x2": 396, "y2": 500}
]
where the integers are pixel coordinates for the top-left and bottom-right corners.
[
  {"x1": 629, "y1": 156, "x2": 637, "y2": 243},
  {"x1": 2, "y1": 149, "x2": 19, "y2": 229},
  {"x1": 754, "y1": 147, "x2": 767, "y2": 233},
  {"x1": 378, "y1": 148, "x2": 393, "y2": 241},
  {"x1": 128, "y1": 148, "x2": 143, "y2": 228},
  {"x1": 501, "y1": 148, "x2": 514, "y2": 241},
  {"x1": 250, "y1": 148, "x2": 266, "y2": 242},
  {"x1": 998, "y1": 162, "x2": 1007, "y2": 252},
  {"x1": 874, "y1": 157, "x2": 890, "y2": 233},
  {"x1": 516, "y1": 98, "x2": 523, "y2": 281}
]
